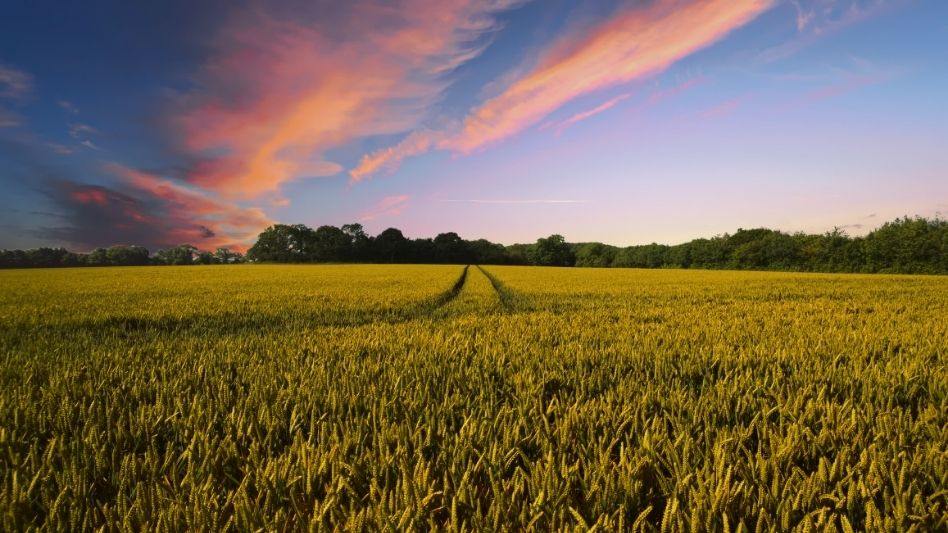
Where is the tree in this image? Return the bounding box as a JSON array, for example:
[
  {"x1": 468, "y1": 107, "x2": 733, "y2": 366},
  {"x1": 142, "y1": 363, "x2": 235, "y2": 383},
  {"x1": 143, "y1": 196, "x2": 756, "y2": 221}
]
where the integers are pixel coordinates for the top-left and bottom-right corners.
[
  {"x1": 501, "y1": 244, "x2": 529, "y2": 265},
  {"x1": 373, "y1": 228, "x2": 409, "y2": 263},
  {"x1": 731, "y1": 231, "x2": 801, "y2": 270},
  {"x1": 213, "y1": 247, "x2": 243, "y2": 264},
  {"x1": 155, "y1": 245, "x2": 197, "y2": 265},
  {"x1": 105, "y1": 245, "x2": 150, "y2": 266},
  {"x1": 86, "y1": 248, "x2": 110, "y2": 266},
  {"x1": 409, "y1": 238, "x2": 436, "y2": 264},
  {"x1": 864, "y1": 216, "x2": 946, "y2": 273},
  {"x1": 342, "y1": 223, "x2": 371, "y2": 261},
  {"x1": 24, "y1": 247, "x2": 77, "y2": 268},
  {"x1": 247, "y1": 224, "x2": 315, "y2": 262},
  {"x1": 312, "y1": 225, "x2": 351, "y2": 262},
  {"x1": 574, "y1": 243, "x2": 617, "y2": 267},
  {"x1": 433, "y1": 232, "x2": 472, "y2": 264},
  {"x1": 469, "y1": 239, "x2": 509, "y2": 264},
  {"x1": 529, "y1": 234, "x2": 575, "y2": 266}
]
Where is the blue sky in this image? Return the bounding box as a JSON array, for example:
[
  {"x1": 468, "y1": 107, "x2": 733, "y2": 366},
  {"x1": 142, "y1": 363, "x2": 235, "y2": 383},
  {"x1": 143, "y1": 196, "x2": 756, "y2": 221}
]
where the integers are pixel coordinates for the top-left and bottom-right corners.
[{"x1": 0, "y1": 0, "x2": 945, "y2": 251}]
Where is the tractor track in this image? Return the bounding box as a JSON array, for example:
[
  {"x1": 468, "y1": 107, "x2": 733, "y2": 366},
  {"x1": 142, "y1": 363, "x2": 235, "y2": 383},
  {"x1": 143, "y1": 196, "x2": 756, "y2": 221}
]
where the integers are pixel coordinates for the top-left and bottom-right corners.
[
  {"x1": 429, "y1": 265, "x2": 469, "y2": 311},
  {"x1": 476, "y1": 265, "x2": 516, "y2": 311}
]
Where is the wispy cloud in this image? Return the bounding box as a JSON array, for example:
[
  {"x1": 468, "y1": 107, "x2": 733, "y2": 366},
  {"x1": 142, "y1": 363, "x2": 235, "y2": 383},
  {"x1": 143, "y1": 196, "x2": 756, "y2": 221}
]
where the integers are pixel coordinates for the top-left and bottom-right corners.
[
  {"x1": 46, "y1": 142, "x2": 74, "y2": 155},
  {"x1": 778, "y1": 60, "x2": 895, "y2": 112},
  {"x1": 759, "y1": 0, "x2": 895, "y2": 63},
  {"x1": 543, "y1": 92, "x2": 633, "y2": 134},
  {"x1": 0, "y1": 107, "x2": 19, "y2": 128},
  {"x1": 68, "y1": 123, "x2": 96, "y2": 139},
  {"x1": 352, "y1": 0, "x2": 773, "y2": 179},
  {"x1": 360, "y1": 194, "x2": 411, "y2": 221},
  {"x1": 837, "y1": 223, "x2": 864, "y2": 231},
  {"x1": 351, "y1": 129, "x2": 443, "y2": 182},
  {"x1": 804, "y1": 73, "x2": 885, "y2": 102},
  {"x1": 438, "y1": 199, "x2": 587, "y2": 204},
  {"x1": 0, "y1": 63, "x2": 32, "y2": 100},
  {"x1": 790, "y1": 1, "x2": 816, "y2": 31},
  {"x1": 0, "y1": 63, "x2": 32, "y2": 128},
  {"x1": 698, "y1": 95, "x2": 745, "y2": 120},
  {"x1": 175, "y1": 0, "x2": 523, "y2": 198},
  {"x1": 58, "y1": 100, "x2": 79, "y2": 114},
  {"x1": 445, "y1": 0, "x2": 774, "y2": 153},
  {"x1": 646, "y1": 76, "x2": 708, "y2": 106}
]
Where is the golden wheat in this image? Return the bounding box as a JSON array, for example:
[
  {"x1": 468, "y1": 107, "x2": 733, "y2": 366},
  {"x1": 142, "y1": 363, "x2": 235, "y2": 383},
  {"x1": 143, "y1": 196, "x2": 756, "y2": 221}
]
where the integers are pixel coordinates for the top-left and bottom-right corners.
[{"x1": 0, "y1": 264, "x2": 945, "y2": 530}]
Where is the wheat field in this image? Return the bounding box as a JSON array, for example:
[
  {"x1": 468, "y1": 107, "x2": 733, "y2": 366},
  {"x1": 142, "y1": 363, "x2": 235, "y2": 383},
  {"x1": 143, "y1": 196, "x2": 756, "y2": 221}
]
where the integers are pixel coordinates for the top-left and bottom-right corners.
[{"x1": 1, "y1": 264, "x2": 945, "y2": 530}]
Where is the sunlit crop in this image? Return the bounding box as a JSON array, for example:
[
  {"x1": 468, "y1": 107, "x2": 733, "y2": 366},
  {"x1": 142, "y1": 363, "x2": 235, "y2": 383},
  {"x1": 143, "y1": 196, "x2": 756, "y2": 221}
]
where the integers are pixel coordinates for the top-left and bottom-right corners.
[{"x1": 1, "y1": 264, "x2": 945, "y2": 530}]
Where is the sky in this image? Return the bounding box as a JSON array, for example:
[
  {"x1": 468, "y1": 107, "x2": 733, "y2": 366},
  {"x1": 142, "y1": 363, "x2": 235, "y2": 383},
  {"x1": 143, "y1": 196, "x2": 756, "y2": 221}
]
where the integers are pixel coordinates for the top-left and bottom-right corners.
[{"x1": 0, "y1": 0, "x2": 946, "y2": 252}]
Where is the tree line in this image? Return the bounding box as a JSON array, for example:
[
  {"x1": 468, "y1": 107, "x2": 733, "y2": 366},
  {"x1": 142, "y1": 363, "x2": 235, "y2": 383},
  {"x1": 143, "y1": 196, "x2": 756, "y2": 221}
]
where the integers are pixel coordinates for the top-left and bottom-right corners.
[
  {"x1": 571, "y1": 216, "x2": 946, "y2": 274},
  {"x1": 1, "y1": 216, "x2": 944, "y2": 273},
  {"x1": 0, "y1": 245, "x2": 244, "y2": 268}
]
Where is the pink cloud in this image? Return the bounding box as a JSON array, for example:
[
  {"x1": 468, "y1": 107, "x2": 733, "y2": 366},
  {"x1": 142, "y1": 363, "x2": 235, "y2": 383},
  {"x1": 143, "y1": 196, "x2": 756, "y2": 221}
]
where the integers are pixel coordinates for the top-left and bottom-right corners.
[
  {"x1": 45, "y1": 182, "x2": 160, "y2": 249},
  {"x1": 350, "y1": 130, "x2": 443, "y2": 182},
  {"x1": 445, "y1": 0, "x2": 774, "y2": 153},
  {"x1": 359, "y1": 195, "x2": 411, "y2": 221},
  {"x1": 176, "y1": 1, "x2": 521, "y2": 198},
  {"x1": 106, "y1": 164, "x2": 273, "y2": 251},
  {"x1": 351, "y1": 0, "x2": 773, "y2": 179},
  {"x1": 544, "y1": 92, "x2": 633, "y2": 134},
  {"x1": 70, "y1": 188, "x2": 109, "y2": 206}
]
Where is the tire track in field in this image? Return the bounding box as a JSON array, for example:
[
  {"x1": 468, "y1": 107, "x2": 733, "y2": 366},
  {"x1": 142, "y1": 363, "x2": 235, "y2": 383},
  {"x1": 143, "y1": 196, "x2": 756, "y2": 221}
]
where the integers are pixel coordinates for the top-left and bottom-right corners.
[
  {"x1": 476, "y1": 265, "x2": 516, "y2": 311},
  {"x1": 49, "y1": 265, "x2": 473, "y2": 339},
  {"x1": 428, "y1": 265, "x2": 469, "y2": 311}
]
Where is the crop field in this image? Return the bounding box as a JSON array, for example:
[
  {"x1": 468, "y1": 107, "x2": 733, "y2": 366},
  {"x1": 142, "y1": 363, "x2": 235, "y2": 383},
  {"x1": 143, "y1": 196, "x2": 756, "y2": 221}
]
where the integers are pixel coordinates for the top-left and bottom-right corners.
[{"x1": 0, "y1": 264, "x2": 946, "y2": 531}]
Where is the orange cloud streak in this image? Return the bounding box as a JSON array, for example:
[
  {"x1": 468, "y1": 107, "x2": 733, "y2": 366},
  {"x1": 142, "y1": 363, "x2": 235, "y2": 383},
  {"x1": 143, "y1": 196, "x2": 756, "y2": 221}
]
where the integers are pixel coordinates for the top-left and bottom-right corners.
[
  {"x1": 544, "y1": 92, "x2": 633, "y2": 134},
  {"x1": 350, "y1": 130, "x2": 443, "y2": 182},
  {"x1": 178, "y1": 1, "x2": 520, "y2": 199},
  {"x1": 351, "y1": 0, "x2": 772, "y2": 179},
  {"x1": 447, "y1": 0, "x2": 773, "y2": 153}
]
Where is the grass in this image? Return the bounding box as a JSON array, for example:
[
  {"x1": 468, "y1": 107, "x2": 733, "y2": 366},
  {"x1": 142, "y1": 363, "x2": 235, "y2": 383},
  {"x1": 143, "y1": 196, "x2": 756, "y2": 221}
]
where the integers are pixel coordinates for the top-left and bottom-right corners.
[{"x1": 1, "y1": 264, "x2": 945, "y2": 530}]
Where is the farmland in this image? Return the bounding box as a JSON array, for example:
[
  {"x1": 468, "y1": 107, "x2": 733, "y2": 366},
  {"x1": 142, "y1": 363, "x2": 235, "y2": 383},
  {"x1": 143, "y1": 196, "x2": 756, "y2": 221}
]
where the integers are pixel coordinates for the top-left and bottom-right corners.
[{"x1": 0, "y1": 265, "x2": 946, "y2": 530}]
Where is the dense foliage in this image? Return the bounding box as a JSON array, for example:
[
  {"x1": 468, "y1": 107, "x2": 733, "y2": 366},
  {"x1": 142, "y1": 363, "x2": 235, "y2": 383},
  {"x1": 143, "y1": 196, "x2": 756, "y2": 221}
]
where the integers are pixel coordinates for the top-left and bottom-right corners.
[
  {"x1": 244, "y1": 223, "x2": 515, "y2": 266},
  {"x1": 1, "y1": 265, "x2": 945, "y2": 529},
  {"x1": 245, "y1": 216, "x2": 946, "y2": 274},
  {"x1": 576, "y1": 217, "x2": 947, "y2": 274},
  {"x1": 1, "y1": 216, "x2": 945, "y2": 273},
  {"x1": 250, "y1": 216, "x2": 947, "y2": 273},
  {"x1": 0, "y1": 244, "x2": 244, "y2": 268}
]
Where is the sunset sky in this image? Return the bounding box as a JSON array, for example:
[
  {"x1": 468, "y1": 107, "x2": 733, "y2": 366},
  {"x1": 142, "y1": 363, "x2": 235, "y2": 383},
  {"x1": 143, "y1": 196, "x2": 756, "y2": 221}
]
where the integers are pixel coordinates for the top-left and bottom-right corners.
[{"x1": 1, "y1": 0, "x2": 946, "y2": 251}]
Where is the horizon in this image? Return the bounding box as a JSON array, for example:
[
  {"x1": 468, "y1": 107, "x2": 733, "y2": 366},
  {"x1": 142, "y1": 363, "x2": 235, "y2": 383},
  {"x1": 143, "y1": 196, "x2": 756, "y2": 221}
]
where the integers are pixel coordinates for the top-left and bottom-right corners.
[
  {"x1": 1, "y1": 1, "x2": 946, "y2": 252},
  {"x1": 3, "y1": 213, "x2": 938, "y2": 256}
]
